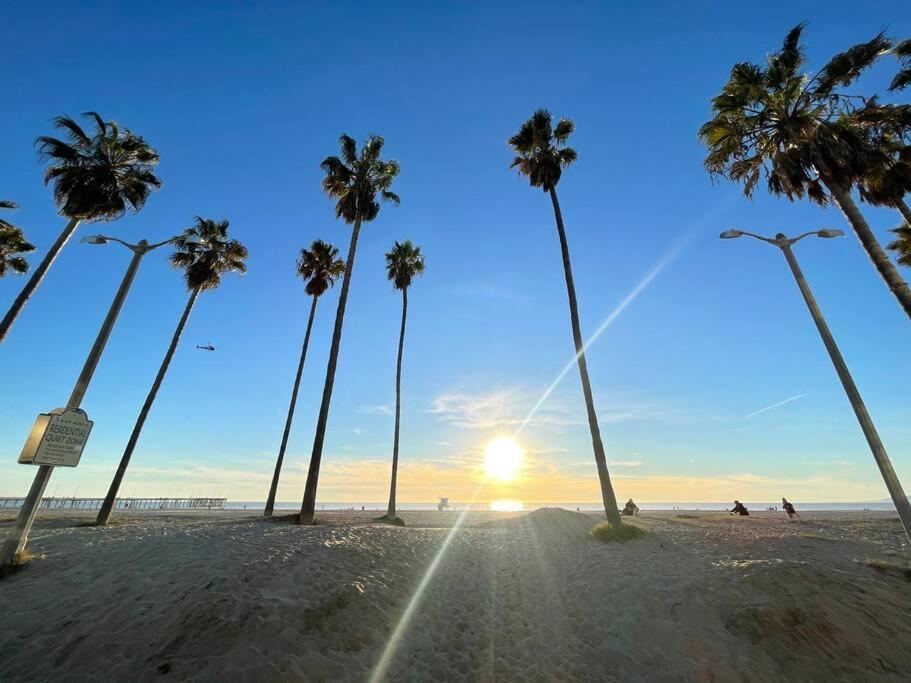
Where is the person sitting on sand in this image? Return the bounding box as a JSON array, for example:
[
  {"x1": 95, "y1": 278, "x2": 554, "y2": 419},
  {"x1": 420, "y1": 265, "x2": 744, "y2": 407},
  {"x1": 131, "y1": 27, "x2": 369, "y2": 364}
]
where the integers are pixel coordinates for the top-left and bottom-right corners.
[
  {"x1": 621, "y1": 499, "x2": 640, "y2": 517},
  {"x1": 730, "y1": 500, "x2": 749, "y2": 516},
  {"x1": 782, "y1": 497, "x2": 799, "y2": 520}
]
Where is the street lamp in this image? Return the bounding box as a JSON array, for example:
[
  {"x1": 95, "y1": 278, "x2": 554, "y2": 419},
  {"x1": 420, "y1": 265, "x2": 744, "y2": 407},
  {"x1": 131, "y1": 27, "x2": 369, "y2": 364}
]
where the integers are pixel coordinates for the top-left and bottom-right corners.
[
  {"x1": 721, "y1": 227, "x2": 911, "y2": 543},
  {"x1": 0, "y1": 232, "x2": 194, "y2": 566}
]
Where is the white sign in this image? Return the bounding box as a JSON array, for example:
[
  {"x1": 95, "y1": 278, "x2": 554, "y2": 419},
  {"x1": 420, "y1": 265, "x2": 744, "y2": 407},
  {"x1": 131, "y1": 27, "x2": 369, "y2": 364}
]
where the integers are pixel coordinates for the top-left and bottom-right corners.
[{"x1": 18, "y1": 408, "x2": 93, "y2": 468}]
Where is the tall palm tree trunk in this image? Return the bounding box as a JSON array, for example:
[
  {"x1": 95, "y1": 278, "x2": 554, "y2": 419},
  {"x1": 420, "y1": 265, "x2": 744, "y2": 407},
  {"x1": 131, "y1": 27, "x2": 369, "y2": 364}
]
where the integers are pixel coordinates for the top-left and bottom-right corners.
[
  {"x1": 299, "y1": 219, "x2": 361, "y2": 524},
  {"x1": 824, "y1": 181, "x2": 911, "y2": 319},
  {"x1": 95, "y1": 287, "x2": 201, "y2": 526},
  {"x1": 0, "y1": 217, "x2": 80, "y2": 345},
  {"x1": 548, "y1": 187, "x2": 622, "y2": 526},
  {"x1": 386, "y1": 288, "x2": 407, "y2": 520},
  {"x1": 264, "y1": 295, "x2": 318, "y2": 517},
  {"x1": 896, "y1": 199, "x2": 911, "y2": 227}
]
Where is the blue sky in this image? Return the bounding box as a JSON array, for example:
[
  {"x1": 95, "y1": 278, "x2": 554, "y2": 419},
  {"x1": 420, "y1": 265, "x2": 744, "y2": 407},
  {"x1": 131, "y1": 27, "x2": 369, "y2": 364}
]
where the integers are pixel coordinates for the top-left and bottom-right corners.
[{"x1": 2, "y1": 1, "x2": 911, "y2": 505}]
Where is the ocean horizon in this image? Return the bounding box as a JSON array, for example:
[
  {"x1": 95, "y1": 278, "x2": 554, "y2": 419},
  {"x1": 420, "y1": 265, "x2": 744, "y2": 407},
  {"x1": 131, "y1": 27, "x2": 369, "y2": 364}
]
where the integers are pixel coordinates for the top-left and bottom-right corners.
[{"x1": 225, "y1": 500, "x2": 901, "y2": 512}]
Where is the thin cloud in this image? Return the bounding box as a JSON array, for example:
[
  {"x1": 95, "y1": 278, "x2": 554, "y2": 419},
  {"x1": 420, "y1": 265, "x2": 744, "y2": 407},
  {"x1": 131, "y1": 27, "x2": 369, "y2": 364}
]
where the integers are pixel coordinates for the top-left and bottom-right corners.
[
  {"x1": 427, "y1": 388, "x2": 584, "y2": 431},
  {"x1": 741, "y1": 394, "x2": 807, "y2": 421},
  {"x1": 428, "y1": 387, "x2": 671, "y2": 432},
  {"x1": 358, "y1": 405, "x2": 393, "y2": 416}
]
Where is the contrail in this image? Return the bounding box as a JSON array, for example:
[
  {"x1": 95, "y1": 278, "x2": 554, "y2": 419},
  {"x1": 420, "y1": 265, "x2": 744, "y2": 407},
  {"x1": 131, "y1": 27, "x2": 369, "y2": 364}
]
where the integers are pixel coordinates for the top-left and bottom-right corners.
[
  {"x1": 515, "y1": 235, "x2": 691, "y2": 436},
  {"x1": 740, "y1": 394, "x2": 807, "y2": 421}
]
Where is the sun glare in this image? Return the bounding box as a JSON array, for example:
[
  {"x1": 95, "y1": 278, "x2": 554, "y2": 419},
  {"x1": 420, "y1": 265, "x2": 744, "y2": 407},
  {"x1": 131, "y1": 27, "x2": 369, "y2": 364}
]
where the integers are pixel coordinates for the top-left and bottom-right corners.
[{"x1": 483, "y1": 436, "x2": 523, "y2": 481}]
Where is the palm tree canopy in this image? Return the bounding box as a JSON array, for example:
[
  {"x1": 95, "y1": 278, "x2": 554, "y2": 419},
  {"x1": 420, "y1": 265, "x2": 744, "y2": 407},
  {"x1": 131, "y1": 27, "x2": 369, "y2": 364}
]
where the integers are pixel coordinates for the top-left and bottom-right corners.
[
  {"x1": 320, "y1": 134, "x2": 400, "y2": 224},
  {"x1": 890, "y1": 38, "x2": 911, "y2": 91},
  {"x1": 385, "y1": 240, "x2": 425, "y2": 290},
  {"x1": 0, "y1": 201, "x2": 36, "y2": 277},
  {"x1": 297, "y1": 239, "x2": 345, "y2": 297},
  {"x1": 36, "y1": 112, "x2": 161, "y2": 222},
  {"x1": 508, "y1": 109, "x2": 577, "y2": 191},
  {"x1": 0, "y1": 200, "x2": 21, "y2": 231},
  {"x1": 842, "y1": 101, "x2": 911, "y2": 206},
  {"x1": 0, "y1": 202, "x2": 36, "y2": 277},
  {"x1": 699, "y1": 25, "x2": 894, "y2": 205},
  {"x1": 170, "y1": 217, "x2": 248, "y2": 291},
  {"x1": 889, "y1": 224, "x2": 911, "y2": 268}
]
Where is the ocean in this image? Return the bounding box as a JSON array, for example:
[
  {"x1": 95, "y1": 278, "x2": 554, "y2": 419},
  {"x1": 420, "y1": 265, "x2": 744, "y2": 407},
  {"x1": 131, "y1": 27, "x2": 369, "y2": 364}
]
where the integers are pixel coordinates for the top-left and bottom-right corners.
[{"x1": 225, "y1": 500, "x2": 899, "y2": 512}]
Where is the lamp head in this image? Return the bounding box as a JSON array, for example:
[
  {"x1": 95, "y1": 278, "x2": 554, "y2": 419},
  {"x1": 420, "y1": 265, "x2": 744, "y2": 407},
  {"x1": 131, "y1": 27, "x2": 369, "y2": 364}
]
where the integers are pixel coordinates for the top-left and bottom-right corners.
[
  {"x1": 817, "y1": 229, "x2": 845, "y2": 239},
  {"x1": 80, "y1": 235, "x2": 108, "y2": 245},
  {"x1": 719, "y1": 229, "x2": 743, "y2": 239}
]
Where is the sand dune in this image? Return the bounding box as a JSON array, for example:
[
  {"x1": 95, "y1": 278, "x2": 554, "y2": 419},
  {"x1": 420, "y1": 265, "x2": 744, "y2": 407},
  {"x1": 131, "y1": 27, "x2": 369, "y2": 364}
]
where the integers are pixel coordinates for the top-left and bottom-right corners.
[{"x1": 1, "y1": 508, "x2": 910, "y2": 681}]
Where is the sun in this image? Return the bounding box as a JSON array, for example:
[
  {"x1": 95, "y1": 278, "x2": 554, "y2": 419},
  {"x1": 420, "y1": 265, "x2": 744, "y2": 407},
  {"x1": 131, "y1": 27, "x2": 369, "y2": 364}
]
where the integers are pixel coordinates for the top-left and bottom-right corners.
[{"x1": 483, "y1": 436, "x2": 523, "y2": 481}]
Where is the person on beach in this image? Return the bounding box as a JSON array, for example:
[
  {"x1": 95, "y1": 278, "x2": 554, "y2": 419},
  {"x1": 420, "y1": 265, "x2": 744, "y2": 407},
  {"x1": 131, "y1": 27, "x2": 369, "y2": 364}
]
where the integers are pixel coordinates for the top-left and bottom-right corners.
[
  {"x1": 782, "y1": 497, "x2": 799, "y2": 520},
  {"x1": 730, "y1": 500, "x2": 749, "y2": 516},
  {"x1": 621, "y1": 499, "x2": 640, "y2": 516}
]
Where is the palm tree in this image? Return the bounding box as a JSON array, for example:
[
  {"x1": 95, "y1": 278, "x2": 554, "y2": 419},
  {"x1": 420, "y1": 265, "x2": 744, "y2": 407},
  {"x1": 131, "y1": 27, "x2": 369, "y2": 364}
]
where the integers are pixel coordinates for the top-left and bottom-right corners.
[
  {"x1": 699, "y1": 26, "x2": 911, "y2": 319},
  {"x1": 889, "y1": 225, "x2": 911, "y2": 268},
  {"x1": 298, "y1": 134, "x2": 400, "y2": 525},
  {"x1": 264, "y1": 240, "x2": 345, "y2": 517},
  {"x1": 508, "y1": 109, "x2": 622, "y2": 527},
  {"x1": 890, "y1": 39, "x2": 911, "y2": 91},
  {"x1": 95, "y1": 218, "x2": 247, "y2": 526},
  {"x1": 384, "y1": 240, "x2": 425, "y2": 522},
  {"x1": 0, "y1": 113, "x2": 161, "y2": 344},
  {"x1": 840, "y1": 101, "x2": 911, "y2": 227},
  {"x1": 0, "y1": 202, "x2": 35, "y2": 277}
]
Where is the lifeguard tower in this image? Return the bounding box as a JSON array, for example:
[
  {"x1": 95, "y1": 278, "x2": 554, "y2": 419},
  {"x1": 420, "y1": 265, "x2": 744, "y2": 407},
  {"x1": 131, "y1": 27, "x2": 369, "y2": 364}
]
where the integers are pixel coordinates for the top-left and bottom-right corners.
[{"x1": 438, "y1": 496, "x2": 450, "y2": 511}]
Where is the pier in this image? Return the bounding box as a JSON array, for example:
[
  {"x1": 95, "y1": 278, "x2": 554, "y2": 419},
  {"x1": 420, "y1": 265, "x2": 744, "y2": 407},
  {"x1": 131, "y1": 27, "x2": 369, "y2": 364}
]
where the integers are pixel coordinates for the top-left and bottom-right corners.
[{"x1": 0, "y1": 496, "x2": 226, "y2": 511}]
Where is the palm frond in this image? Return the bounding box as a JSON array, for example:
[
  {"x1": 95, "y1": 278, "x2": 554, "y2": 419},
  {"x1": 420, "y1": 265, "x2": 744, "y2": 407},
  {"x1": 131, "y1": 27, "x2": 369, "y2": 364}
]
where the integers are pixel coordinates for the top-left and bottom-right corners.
[
  {"x1": 890, "y1": 38, "x2": 911, "y2": 91},
  {"x1": 50, "y1": 115, "x2": 91, "y2": 146},
  {"x1": 817, "y1": 32, "x2": 892, "y2": 96},
  {"x1": 887, "y1": 224, "x2": 911, "y2": 268},
  {"x1": 553, "y1": 118, "x2": 575, "y2": 142},
  {"x1": 339, "y1": 135, "x2": 357, "y2": 166},
  {"x1": 82, "y1": 111, "x2": 107, "y2": 137},
  {"x1": 766, "y1": 23, "x2": 806, "y2": 88},
  {"x1": 0, "y1": 223, "x2": 36, "y2": 277}
]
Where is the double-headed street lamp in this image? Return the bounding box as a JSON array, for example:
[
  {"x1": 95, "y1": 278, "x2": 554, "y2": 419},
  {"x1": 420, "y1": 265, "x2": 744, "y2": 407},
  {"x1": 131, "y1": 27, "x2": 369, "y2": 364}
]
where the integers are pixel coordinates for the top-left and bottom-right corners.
[
  {"x1": 721, "y1": 228, "x2": 911, "y2": 543},
  {"x1": 0, "y1": 233, "x2": 196, "y2": 566}
]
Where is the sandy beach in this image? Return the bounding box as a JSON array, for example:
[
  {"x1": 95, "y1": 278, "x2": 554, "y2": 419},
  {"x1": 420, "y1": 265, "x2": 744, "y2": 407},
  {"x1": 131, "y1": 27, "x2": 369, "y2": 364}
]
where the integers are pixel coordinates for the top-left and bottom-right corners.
[{"x1": 1, "y1": 508, "x2": 910, "y2": 681}]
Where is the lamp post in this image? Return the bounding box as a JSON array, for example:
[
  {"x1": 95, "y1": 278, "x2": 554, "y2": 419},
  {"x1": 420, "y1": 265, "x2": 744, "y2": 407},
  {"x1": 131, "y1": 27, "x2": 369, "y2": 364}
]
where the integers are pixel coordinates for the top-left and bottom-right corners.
[
  {"x1": 0, "y1": 234, "x2": 193, "y2": 566},
  {"x1": 721, "y1": 228, "x2": 911, "y2": 543}
]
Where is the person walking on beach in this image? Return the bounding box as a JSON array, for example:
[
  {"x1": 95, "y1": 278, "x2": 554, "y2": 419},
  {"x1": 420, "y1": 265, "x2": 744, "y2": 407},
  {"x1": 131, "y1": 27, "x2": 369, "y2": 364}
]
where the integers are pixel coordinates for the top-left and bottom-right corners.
[
  {"x1": 622, "y1": 499, "x2": 640, "y2": 517},
  {"x1": 782, "y1": 498, "x2": 799, "y2": 520},
  {"x1": 730, "y1": 500, "x2": 749, "y2": 516}
]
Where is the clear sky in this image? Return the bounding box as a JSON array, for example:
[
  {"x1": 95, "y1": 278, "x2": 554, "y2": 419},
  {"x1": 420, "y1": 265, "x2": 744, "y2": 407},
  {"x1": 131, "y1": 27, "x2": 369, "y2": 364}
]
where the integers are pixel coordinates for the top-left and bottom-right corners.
[{"x1": 2, "y1": 1, "x2": 911, "y2": 506}]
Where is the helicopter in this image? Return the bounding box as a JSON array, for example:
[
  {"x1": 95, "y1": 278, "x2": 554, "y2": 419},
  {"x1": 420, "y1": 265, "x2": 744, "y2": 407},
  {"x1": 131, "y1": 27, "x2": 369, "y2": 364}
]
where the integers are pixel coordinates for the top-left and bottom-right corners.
[{"x1": 196, "y1": 343, "x2": 216, "y2": 352}]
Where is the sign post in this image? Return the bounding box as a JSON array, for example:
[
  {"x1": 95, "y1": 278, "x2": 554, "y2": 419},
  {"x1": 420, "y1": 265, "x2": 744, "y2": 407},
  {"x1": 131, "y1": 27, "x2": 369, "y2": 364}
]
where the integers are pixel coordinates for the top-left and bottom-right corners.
[
  {"x1": 19, "y1": 408, "x2": 93, "y2": 468},
  {"x1": 0, "y1": 245, "x2": 144, "y2": 567}
]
